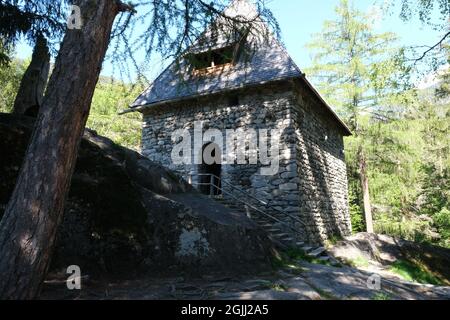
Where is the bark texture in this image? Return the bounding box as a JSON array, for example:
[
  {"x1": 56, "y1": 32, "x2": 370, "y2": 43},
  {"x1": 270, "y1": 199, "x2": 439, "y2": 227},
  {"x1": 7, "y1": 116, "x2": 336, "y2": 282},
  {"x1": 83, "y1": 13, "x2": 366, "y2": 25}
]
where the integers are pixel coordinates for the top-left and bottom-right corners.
[
  {"x1": 0, "y1": 0, "x2": 125, "y2": 299},
  {"x1": 12, "y1": 35, "x2": 50, "y2": 116}
]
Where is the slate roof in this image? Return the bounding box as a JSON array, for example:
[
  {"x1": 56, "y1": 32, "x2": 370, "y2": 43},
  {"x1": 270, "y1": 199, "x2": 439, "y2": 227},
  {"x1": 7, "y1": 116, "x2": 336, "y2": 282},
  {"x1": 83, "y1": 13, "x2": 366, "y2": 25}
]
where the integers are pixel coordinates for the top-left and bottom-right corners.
[
  {"x1": 129, "y1": 0, "x2": 300, "y2": 108},
  {"x1": 126, "y1": 0, "x2": 351, "y2": 135},
  {"x1": 130, "y1": 40, "x2": 302, "y2": 108}
]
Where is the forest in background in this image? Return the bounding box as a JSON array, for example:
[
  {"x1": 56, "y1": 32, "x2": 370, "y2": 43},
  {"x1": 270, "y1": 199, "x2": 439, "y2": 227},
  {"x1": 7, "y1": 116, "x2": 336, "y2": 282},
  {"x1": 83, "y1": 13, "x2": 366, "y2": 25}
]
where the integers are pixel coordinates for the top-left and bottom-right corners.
[
  {"x1": 0, "y1": 0, "x2": 448, "y2": 249},
  {"x1": 304, "y1": 0, "x2": 449, "y2": 248},
  {"x1": 0, "y1": 63, "x2": 143, "y2": 150}
]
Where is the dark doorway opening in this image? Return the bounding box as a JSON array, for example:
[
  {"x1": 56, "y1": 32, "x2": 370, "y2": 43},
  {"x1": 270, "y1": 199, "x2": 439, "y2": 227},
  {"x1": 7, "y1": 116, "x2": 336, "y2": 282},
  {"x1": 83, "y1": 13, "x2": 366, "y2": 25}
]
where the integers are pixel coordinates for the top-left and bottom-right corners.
[{"x1": 199, "y1": 142, "x2": 222, "y2": 196}]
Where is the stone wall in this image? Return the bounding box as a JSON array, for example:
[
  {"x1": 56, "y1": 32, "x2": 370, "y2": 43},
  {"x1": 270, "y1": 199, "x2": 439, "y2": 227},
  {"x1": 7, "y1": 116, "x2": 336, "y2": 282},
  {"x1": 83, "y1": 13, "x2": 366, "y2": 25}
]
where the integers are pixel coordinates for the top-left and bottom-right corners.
[
  {"x1": 141, "y1": 82, "x2": 297, "y2": 207},
  {"x1": 141, "y1": 80, "x2": 351, "y2": 244},
  {"x1": 292, "y1": 79, "x2": 352, "y2": 243}
]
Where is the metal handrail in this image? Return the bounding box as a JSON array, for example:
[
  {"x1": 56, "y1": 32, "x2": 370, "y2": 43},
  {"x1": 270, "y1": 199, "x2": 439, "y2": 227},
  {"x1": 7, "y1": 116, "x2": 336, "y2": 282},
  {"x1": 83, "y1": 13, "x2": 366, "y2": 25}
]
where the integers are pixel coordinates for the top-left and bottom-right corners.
[
  {"x1": 190, "y1": 173, "x2": 309, "y2": 243},
  {"x1": 194, "y1": 173, "x2": 306, "y2": 228},
  {"x1": 191, "y1": 176, "x2": 304, "y2": 238}
]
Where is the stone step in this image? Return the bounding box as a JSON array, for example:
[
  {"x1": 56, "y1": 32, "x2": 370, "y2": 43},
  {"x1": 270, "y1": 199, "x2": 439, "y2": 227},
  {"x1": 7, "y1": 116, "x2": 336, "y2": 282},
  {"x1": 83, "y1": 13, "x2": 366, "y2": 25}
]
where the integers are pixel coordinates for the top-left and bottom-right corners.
[
  {"x1": 260, "y1": 225, "x2": 276, "y2": 230},
  {"x1": 276, "y1": 237, "x2": 294, "y2": 244},
  {"x1": 317, "y1": 256, "x2": 330, "y2": 262},
  {"x1": 256, "y1": 222, "x2": 273, "y2": 227},
  {"x1": 301, "y1": 246, "x2": 314, "y2": 253},
  {"x1": 211, "y1": 197, "x2": 301, "y2": 248},
  {"x1": 273, "y1": 232, "x2": 291, "y2": 238},
  {"x1": 295, "y1": 241, "x2": 305, "y2": 247},
  {"x1": 307, "y1": 247, "x2": 327, "y2": 258}
]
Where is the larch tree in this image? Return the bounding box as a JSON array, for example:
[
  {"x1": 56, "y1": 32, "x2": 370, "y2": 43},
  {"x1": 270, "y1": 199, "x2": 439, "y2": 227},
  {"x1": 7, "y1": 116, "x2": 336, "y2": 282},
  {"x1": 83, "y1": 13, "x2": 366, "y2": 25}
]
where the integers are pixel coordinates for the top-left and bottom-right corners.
[
  {"x1": 0, "y1": 0, "x2": 277, "y2": 300},
  {"x1": 419, "y1": 48, "x2": 450, "y2": 247},
  {"x1": 305, "y1": 0, "x2": 411, "y2": 233}
]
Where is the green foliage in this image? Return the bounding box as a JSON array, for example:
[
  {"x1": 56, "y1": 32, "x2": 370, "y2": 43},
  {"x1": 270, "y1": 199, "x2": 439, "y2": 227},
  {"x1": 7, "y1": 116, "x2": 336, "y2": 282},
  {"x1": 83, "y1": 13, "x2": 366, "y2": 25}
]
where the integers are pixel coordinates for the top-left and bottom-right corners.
[
  {"x1": 348, "y1": 186, "x2": 364, "y2": 233},
  {"x1": 305, "y1": 0, "x2": 410, "y2": 131},
  {"x1": 0, "y1": 57, "x2": 28, "y2": 112},
  {"x1": 285, "y1": 247, "x2": 339, "y2": 267},
  {"x1": 270, "y1": 250, "x2": 304, "y2": 273},
  {"x1": 433, "y1": 208, "x2": 450, "y2": 248},
  {"x1": 271, "y1": 247, "x2": 337, "y2": 270},
  {"x1": 325, "y1": 235, "x2": 344, "y2": 246},
  {"x1": 0, "y1": 57, "x2": 143, "y2": 150},
  {"x1": 346, "y1": 256, "x2": 369, "y2": 268},
  {"x1": 371, "y1": 292, "x2": 391, "y2": 300},
  {"x1": 307, "y1": 0, "x2": 450, "y2": 248},
  {"x1": 87, "y1": 78, "x2": 144, "y2": 151},
  {"x1": 374, "y1": 213, "x2": 435, "y2": 243},
  {"x1": 389, "y1": 259, "x2": 443, "y2": 285},
  {"x1": 269, "y1": 282, "x2": 288, "y2": 292},
  {"x1": 0, "y1": 1, "x2": 68, "y2": 56}
]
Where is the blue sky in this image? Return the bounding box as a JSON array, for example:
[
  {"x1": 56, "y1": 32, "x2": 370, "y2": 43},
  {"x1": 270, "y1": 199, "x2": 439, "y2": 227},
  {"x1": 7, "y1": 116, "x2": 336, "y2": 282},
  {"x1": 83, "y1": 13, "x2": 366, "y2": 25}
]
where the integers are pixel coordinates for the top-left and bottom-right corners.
[
  {"x1": 268, "y1": 0, "x2": 442, "y2": 69},
  {"x1": 15, "y1": 0, "x2": 443, "y2": 83}
]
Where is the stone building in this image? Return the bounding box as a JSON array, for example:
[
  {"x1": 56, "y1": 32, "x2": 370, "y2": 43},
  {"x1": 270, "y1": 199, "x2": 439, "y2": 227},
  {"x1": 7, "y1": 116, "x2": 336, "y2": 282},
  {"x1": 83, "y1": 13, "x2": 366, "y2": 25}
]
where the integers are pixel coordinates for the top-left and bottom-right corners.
[{"x1": 124, "y1": 0, "x2": 352, "y2": 244}]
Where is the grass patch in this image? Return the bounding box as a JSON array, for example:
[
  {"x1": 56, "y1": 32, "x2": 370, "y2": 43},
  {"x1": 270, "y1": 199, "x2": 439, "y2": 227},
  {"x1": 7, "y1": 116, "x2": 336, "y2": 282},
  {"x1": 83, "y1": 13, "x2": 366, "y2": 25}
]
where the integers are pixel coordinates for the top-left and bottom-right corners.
[
  {"x1": 346, "y1": 256, "x2": 370, "y2": 268},
  {"x1": 270, "y1": 283, "x2": 288, "y2": 292},
  {"x1": 271, "y1": 247, "x2": 342, "y2": 272},
  {"x1": 285, "y1": 247, "x2": 340, "y2": 267},
  {"x1": 371, "y1": 292, "x2": 391, "y2": 300},
  {"x1": 270, "y1": 254, "x2": 304, "y2": 274},
  {"x1": 389, "y1": 260, "x2": 443, "y2": 285},
  {"x1": 324, "y1": 235, "x2": 344, "y2": 247}
]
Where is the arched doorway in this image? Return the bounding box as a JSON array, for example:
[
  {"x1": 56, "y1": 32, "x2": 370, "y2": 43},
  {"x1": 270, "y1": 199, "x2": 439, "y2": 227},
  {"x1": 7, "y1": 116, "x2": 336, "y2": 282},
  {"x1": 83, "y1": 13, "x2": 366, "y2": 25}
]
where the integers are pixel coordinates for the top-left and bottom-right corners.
[{"x1": 199, "y1": 142, "x2": 222, "y2": 196}]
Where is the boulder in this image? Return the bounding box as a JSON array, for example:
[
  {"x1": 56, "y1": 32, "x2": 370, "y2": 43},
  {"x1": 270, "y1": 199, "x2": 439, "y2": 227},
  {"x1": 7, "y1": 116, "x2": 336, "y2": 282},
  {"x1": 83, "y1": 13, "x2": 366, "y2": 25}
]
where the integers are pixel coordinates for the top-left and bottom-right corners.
[{"x1": 0, "y1": 114, "x2": 276, "y2": 278}]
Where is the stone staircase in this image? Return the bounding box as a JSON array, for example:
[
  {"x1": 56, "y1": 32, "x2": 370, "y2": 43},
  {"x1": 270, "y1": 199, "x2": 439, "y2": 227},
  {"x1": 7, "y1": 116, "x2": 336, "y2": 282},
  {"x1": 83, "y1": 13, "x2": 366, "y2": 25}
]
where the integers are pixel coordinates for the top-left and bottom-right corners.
[
  {"x1": 190, "y1": 173, "x2": 338, "y2": 265},
  {"x1": 213, "y1": 196, "x2": 338, "y2": 265},
  {"x1": 213, "y1": 197, "x2": 294, "y2": 245}
]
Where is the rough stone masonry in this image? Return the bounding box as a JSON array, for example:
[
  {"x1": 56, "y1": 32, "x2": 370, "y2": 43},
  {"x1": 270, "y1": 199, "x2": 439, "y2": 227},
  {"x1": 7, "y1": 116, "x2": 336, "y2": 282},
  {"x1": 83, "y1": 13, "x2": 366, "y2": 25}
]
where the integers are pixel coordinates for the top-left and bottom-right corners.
[
  {"x1": 139, "y1": 80, "x2": 352, "y2": 244},
  {"x1": 124, "y1": 0, "x2": 353, "y2": 245}
]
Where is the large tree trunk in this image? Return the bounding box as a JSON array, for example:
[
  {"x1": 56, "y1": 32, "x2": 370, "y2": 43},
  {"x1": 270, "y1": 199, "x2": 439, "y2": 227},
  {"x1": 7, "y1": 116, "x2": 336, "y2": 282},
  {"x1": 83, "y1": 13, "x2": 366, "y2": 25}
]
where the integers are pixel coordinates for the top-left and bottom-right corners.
[
  {"x1": 358, "y1": 146, "x2": 373, "y2": 233},
  {"x1": 12, "y1": 34, "x2": 50, "y2": 116},
  {"x1": 0, "y1": 0, "x2": 130, "y2": 300}
]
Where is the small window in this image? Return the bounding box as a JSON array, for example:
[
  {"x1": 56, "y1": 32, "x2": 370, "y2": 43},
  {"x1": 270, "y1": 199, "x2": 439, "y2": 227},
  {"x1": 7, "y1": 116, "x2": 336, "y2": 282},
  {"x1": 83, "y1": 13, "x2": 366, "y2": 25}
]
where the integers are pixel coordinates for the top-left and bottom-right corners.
[{"x1": 188, "y1": 46, "x2": 235, "y2": 71}]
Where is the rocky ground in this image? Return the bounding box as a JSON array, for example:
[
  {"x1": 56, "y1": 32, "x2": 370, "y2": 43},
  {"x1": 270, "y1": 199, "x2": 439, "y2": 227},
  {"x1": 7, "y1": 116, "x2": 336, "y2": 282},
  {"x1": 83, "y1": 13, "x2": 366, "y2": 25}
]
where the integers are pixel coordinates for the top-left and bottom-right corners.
[
  {"x1": 2, "y1": 114, "x2": 449, "y2": 300},
  {"x1": 328, "y1": 233, "x2": 450, "y2": 286},
  {"x1": 40, "y1": 233, "x2": 450, "y2": 300},
  {"x1": 40, "y1": 257, "x2": 450, "y2": 300}
]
